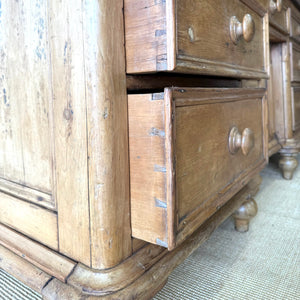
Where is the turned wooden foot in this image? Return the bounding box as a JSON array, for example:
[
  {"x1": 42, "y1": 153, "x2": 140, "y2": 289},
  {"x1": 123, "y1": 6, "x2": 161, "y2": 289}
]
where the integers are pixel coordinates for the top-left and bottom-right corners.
[
  {"x1": 233, "y1": 198, "x2": 258, "y2": 232},
  {"x1": 279, "y1": 154, "x2": 298, "y2": 180}
]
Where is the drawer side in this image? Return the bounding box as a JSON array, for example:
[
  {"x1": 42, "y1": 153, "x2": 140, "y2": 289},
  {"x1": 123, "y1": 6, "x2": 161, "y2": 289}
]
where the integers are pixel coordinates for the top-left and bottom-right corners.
[
  {"x1": 125, "y1": 0, "x2": 169, "y2": 73},
  {"x1": 128, "y1": 93, "x2": 170, "y2": 247}
]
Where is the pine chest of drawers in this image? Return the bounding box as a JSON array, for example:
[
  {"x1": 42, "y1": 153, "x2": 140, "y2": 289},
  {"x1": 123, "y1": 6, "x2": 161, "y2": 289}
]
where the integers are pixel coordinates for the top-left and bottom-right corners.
[{"x1": 0, "y1": 0, "x2": 288, "y2": 299}]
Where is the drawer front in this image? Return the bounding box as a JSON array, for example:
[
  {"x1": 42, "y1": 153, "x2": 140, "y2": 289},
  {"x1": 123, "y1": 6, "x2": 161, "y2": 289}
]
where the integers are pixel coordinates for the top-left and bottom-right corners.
[
  {"x1": 292, "y1": 86, "x2": 300, "y2": 131},
  {"x1": 290, "y1": 42, "x2": 300, "y2": 82},
  {"x1": 269, "y1": 2, "x2": 289, "y2": 34},
  {"x1": 125, "y1": 0, "x2": 267, "y2": 78},
  {"x1": 176, "y1": 0, "x2": 266, "y2": 76},
  {"x1": 128, "y1": 88, "x2": 267, "y2": 249},
  {"x1": 291, "y1": 11, "x2": 300, "y2": 42}
]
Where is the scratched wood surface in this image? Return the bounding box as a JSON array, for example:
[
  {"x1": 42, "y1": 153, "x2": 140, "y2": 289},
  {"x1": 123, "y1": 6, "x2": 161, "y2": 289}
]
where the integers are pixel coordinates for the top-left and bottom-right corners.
[
  {"x1": 128, "y1": 88, "x2": 267, "y2": 249},
  {"x1": 0, "y1": 0, "x2": 59, "y2": 254},
  {"x1": 0, "y1": 224, "x2": 75, "y2": 283},
  {"x1": 0, "y1": 0, "x2": 53, "y2": 198},
  {"x1": 0, "y1": 0, "x2": 132, "y2": 270},
  {"x1": 125, "y1": 0, "x2": 267, "y2": 78},
  {"x1": 125, "y1": 0, "x2": 168, "y2": 73},
  {"x1": 48, "y1": 0, "x2": 91, "y2": 266},
  {"x1": 128, "y1": 93, "x2": 168, "y2": 247},
  {"x1": 82, "y1": 0, "x2": 132, "y2": 269}
]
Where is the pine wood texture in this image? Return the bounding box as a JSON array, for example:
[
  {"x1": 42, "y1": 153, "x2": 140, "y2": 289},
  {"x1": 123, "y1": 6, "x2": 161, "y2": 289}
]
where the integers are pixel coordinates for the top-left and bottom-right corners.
[
  {"x1": 0, "y1": 194, "x2": 58, "y2": 250},
  {"x1": 0, "y1": 0, "x2": 131, "y2": 269},
  {"x1": 49, "y1": 0, "x2": 91, "y2": 267},
  {"x1": 0, "y1": 245, "x2": 52, "y2": 294},
  {"x1": 0, "y1": 178, "x2": 54, "y2": 211},
  {"x1": 0, "y1": 224, "x2": 75, "y2": 282},
  {"x1": 125, "y1": 0, "x2": 268, "y2": 78},
  {"x1": 0, "y1": 0, "x2": 281, "y2": 297},
  {"x1": 269, "y1": 0, "x2": 289, "y2": 34},
  {"x1": 41, "y1": 175, "x2": 262, "y2": 299},
  {"x1": 82, "y1": 0, "x2": 131, "y2": 269},
  {"x1": 67, "y1": 244, "x2": 166, "y2": 296},
  {"x1": 0, "y1": 0, "x2": 54, "y2": 203},
  {"x1": 128, "y1": 88, "x2": 267, "y2": 249}
]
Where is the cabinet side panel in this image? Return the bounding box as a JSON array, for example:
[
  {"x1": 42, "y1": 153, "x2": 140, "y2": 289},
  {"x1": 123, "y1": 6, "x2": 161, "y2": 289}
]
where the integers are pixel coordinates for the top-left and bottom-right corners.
[
  {"x1": 0, "y1": 0, "x2": 53, "y2": 194},
  {"x1": 83, "y1": 0, "x2": 132, "y2": 269},
  {"x1": 49, "y1": 0, "x2": 90, "y2": 265},
  {"x1": 128, "y1": 94, "x2": 168, "y2": 247}
]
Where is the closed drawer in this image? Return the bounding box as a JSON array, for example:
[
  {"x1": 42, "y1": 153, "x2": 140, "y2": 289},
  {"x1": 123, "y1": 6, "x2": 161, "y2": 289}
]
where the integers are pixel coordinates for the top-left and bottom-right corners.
[
  {"x1": 290, "y1": 42, "x2": 300, "y2": 82},
  {"x1": 125, "y1": 0, "x2": 267, "y2": 79},
  {"x1": 128, "y1": 88, "x2": 267, "y2": 249},
  {"x1": 290, "y1": 9, "x2": 300, "y2": 42},
  {"x1": 292, "y1": 86, "x2": 300, "y2": 131},
  {"x1": 269, "y1": 0, "x2": 289, "y2": 34}
]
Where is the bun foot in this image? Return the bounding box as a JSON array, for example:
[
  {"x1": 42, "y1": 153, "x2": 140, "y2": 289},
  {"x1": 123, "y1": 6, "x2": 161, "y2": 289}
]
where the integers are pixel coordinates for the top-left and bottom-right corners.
[
  {"x1": 279, "y1": 154, "x2": 298, "y2": 180},
  {"x1": 233, "y1": 198, "x2": 258, "y2": 232}
]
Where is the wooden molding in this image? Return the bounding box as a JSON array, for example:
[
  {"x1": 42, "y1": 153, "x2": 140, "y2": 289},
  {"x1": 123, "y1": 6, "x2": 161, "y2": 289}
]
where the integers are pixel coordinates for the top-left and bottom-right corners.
[
  {"x1": 42, "y1": 175, "x2": 262, "y2": 298},
  {"x1": 240, "y1": 0, "x2": 268, "y2": 17},
  {"x1": 269, "y1": 138, "x2": 282, "y2": 156},
  {"x1": 176, "y1": 58, "x2": 268, "y2": 79},
  {"x1": 1, "y1": 175, "x2": 262, "y2": 298},
  {"x1": 0, "y1": 224, "x2": 75, "y2": 282},
  {"x1": 279, "y1": 138, "x2": 300, "y2": 152},
  {"x1": 67, "y1": 245, "x2": 166, "y2": 296},
  {"x1": 0, "y1": 178, "x2": 54, "y2": 211},
  {"x1": 0, "y1": 197, "x2": 58, "y2": 250},
  {"x1": 0, "y1": 245, "x2": 52, "y2": 294}
]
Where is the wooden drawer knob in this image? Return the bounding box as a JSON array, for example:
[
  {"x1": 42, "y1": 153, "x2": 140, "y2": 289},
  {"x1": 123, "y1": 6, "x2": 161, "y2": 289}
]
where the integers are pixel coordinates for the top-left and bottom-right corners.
[
  {"x1": 230, "y1": 14, "x2": 255, "y2": 44},
  {"x1": 269, "y1": 0, "x2": 282, "y2": 14},
  {"x1": 228, "y1": 126, "x2": 255, "y2": 156}
]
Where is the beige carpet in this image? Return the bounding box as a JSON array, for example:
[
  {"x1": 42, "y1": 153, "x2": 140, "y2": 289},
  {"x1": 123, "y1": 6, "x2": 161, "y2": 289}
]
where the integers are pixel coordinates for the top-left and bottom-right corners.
[
  {"x1": 0, "y1": 155, "x2": 299, "y2": 299},
  {"x1": 154, "y1": 154, "x2": 300, "y2": 300},
  {"x1": 0, "y1": 268, "x2": 41, "y2": 300}
]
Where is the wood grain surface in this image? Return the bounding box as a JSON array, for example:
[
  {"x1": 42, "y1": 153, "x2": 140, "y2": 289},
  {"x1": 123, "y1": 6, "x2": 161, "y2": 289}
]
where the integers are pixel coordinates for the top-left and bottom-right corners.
[
  {"x1": 0, "y1": 0, "x2": 53, "y2": 197},
  {"x1": 0, "y1": 224, "x2": 75, "y2": 282},
  {"x1": 129, "y1": 88, "x2": 267, "y2": 249},
  {"x1": 125, "y1": 0, "x2": 267, "y2": 78}
]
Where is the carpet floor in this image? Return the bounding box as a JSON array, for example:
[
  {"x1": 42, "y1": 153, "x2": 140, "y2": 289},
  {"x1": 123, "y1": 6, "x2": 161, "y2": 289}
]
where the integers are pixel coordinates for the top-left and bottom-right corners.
[
  {"x1": 1, "y1": 155, "x2": 299, "y2": 300},
  {"x1": 154, "y1": 154, "x2": 300, "y2": 300}
]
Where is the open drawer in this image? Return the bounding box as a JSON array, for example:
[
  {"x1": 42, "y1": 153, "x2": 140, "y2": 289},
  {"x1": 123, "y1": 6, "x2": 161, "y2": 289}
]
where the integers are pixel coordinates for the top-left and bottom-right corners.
[
  {"x1": 125, "y1": 0, "x2": 267, "y2": 78},
  {"x1": 128, "y1": 88, "x2": 267, "y2": 250}
]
